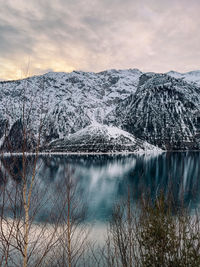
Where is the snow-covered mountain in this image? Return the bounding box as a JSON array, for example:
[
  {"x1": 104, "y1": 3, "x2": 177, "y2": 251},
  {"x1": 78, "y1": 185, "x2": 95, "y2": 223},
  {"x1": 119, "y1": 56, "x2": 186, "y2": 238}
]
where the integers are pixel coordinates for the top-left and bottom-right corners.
[
  {"x1": 0, "y1": 69, "x2": 141, "y2": 148},
  {"x1": 0, "y1": 68, "x2": 200, "y2": 152},
  {"x1": 45, "y1": 123, "x2": 160, "y2": 153}
]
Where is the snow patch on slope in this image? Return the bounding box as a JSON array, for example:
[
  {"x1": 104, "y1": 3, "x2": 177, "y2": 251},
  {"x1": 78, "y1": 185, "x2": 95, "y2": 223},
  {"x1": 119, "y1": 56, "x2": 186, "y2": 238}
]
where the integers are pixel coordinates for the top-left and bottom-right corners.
[
  {"x1": 168, "y1": 70, "x2": 200, "y2": 86},
  {"x1": 47, "y1": 124, "x2": 162, "y2": 153}
]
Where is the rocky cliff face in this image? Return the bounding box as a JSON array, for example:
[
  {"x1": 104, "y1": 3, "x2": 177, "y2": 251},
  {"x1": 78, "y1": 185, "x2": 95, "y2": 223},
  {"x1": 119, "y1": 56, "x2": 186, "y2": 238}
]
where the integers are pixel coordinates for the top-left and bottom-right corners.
[{"x1": 105, "y1": 73, "x2": 200, "y2": 150}]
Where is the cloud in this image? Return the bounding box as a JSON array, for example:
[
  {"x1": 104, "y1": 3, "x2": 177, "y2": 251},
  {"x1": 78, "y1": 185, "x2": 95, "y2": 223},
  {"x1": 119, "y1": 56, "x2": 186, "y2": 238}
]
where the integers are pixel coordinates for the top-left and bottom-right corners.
[{"x1": 0, "y1": 0, "x2": 200, "y2": 80}]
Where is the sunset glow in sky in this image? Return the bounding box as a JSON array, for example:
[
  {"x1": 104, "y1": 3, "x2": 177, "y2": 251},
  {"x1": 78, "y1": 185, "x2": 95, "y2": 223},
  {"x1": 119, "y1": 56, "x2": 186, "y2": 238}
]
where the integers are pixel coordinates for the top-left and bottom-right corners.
[{"x1": 0, "y1": 0, "x2": 200, "y2": 80}]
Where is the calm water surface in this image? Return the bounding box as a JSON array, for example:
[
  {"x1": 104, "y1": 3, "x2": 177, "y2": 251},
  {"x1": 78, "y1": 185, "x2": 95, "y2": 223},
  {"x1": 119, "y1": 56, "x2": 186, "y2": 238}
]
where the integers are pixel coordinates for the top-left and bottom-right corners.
[{"x1": 1, "y1": 152, "x2": 200, "y2": 225}]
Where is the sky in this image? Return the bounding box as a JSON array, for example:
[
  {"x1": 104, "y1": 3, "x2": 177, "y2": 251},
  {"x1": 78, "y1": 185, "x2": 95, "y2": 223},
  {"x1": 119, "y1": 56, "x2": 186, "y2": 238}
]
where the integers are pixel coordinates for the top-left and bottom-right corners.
[{"x1": 0, "y1": 0, "x2": 200, "y2": 80}]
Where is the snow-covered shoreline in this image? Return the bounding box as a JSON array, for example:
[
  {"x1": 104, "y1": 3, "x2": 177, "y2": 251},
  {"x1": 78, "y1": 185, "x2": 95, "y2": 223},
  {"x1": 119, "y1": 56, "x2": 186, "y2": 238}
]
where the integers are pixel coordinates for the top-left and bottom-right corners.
[{"x1": 0, "y1": 149, "x2": 164, "y2": 158}]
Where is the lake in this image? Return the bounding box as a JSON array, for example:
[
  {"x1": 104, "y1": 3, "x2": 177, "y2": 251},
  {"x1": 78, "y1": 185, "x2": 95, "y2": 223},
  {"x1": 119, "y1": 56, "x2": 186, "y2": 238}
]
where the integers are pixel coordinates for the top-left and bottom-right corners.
[
  {"x1": 1, "y1": 152, "x2": 200, "y2": 225},
  {"x1": 1, "y1": 151, "x2": 200, "y2": 266}
]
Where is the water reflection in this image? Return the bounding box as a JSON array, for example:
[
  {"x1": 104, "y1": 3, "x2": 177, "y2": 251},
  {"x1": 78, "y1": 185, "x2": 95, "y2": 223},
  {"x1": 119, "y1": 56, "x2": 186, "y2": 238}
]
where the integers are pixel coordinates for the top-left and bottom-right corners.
[{"x1": 1, "y1": 152, "x2": 200, "y2": 222}]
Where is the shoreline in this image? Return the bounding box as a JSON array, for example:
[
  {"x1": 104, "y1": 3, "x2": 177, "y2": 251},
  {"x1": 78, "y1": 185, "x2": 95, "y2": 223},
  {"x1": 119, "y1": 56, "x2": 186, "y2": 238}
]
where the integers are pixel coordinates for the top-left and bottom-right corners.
[
  {"x1": 1, "y1": 149, "x2": 200, "y2": 157},
  {"x1": 0, "y1": 150, "x2": 164, "y2": 157}
]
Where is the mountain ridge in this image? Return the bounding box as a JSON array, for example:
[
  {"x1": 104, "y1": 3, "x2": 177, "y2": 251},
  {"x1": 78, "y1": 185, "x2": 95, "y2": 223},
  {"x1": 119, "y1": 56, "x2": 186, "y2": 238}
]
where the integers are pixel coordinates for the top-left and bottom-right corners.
[{"x1": 1, "y1": 68, "x2": 200, "y2": 152}]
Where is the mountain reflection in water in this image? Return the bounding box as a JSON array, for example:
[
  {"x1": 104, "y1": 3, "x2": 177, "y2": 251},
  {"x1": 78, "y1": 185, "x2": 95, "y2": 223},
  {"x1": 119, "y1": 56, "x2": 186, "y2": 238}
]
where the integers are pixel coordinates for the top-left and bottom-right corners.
[{"x1": 1, "y1": 152, "x2": 200, "y2": 222}]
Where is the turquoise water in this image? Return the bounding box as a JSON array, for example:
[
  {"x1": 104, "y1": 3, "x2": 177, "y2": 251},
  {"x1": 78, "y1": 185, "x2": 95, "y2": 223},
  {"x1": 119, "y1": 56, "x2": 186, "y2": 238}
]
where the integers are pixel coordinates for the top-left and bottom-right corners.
[{"x1": 1, "y1": 152, "x2": 200, "y2": 223}]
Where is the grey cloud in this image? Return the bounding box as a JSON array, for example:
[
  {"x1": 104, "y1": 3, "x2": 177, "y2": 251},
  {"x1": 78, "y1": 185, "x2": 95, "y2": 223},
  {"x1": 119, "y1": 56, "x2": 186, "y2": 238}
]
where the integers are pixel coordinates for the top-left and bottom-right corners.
[
  {"x1": 0, "y1": 0, "x2": 200, "y2": 79},
  {"x1": 0, "y1": 21, "x2": 34, "y2": 56}
]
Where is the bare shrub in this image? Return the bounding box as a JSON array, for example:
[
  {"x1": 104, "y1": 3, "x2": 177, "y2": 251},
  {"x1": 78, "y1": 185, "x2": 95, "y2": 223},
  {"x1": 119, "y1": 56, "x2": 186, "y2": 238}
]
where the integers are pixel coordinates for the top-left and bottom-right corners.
[{"x1": 102, "y1": 190, "x2": 200, "y2": 267}]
